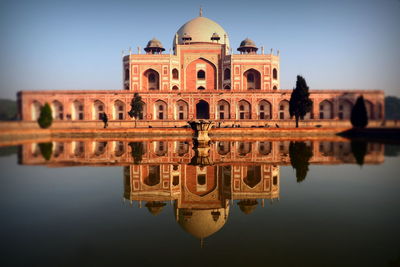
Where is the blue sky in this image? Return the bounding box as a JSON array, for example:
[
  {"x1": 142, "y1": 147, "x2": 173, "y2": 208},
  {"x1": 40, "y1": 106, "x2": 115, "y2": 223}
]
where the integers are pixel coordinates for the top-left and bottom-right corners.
[{"x1": 0, "y1": 0, "x2": 399, "y2": 99}]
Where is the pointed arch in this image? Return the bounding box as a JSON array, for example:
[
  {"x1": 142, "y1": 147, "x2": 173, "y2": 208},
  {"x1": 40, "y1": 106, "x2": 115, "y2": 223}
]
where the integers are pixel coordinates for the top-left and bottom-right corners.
[
  {"x1": 244, "y1": 68, "x2": 261, "y2": 90},
  {"x1": 238, "y1": 99, "x2": 251, "y2": 119},
  {"x1": 154, "y1": 141, "x2": 167, "y2": 156},
  {"x1": 72, "y1": 100, "x2": 84, "y2": 120},
  {"x1": 31, "y1": 101, "x2": 42, "y2": 120},
  {"x1": 144, "y1": 165, "x2": 161, "y2": 186},
  {"x1": 217, "y1": 99, "x2": 230, "y2": 120},
  {"x1": 258, "y1": 141, "x2": 272, "y2": 155},
  {"x1": 364, "y1": 100, "x2": 374, "y2": 120},
  {"x1": 338, "y1": 100, "x2": 353, "y2": 120},
  {"x1": 114, "y1": 141, "x2": 125, "y2": 157},
  {"x1": 52, "y1": 100, "x2": 63, "y2": 120},
  {"x1": 196, "y1": 100, "x2": 210, "y2": 119},
  {"x1": 176, "y1": 100, "x2": 188, "y2": 120},
  {"x1": 244, "y1": 165, "x2": 262, "y2": 188},
  {"x1": 186, "y1": 57, "x2": 216, "y2": 90},
  {"x1": 154, "y1": 100, "x2": 167, "y2": 120},
  {"x1": 278, "y1": 100, "x2": 290, "y2": 119},
  {"x1": 114, "y1": 100, "x2": 125, "y2": 120},
  {"x1": 237, "y1": 142, "x2": 252, "y2": 156},
  {"x1": 258, "y1": 100, "x2": 272, "y2": 119},
  {"x1": 93, "y1": 100, "x2": 105, "y2": 120},
  {"x1": 217, "y1": 141, "x2": 231, "y2": 155},
  {"x1": 319, "y1": 100, "x2": 333, "y2": 119},
  {"x1": 143, "y1": 68, "x2": 160, "y2": 90}
]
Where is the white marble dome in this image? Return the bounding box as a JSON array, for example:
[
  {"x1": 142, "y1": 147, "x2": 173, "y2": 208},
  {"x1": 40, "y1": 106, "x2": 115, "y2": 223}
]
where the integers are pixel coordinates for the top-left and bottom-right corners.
[{"x1": 173, "y1": 16, "x2": 230, "y2": 52}]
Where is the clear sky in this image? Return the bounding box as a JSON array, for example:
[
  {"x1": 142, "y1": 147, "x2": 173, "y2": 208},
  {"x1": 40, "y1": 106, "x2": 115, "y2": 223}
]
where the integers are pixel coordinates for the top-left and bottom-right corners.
[{"x1": 0, "y1": 0, "x2": 399, "y2": 100}]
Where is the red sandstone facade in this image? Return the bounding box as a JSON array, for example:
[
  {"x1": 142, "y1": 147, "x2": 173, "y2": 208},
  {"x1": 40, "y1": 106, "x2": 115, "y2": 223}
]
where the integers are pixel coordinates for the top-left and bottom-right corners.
[{"x1": 18, "y1": 14, "x2": 385, "y2": 127}]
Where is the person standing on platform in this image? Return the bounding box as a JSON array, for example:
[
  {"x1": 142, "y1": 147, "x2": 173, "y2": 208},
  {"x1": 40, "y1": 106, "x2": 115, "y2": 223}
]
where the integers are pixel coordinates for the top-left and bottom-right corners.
[{"x1": 102, "y1": 112, "x2": 108, "y2": 129}]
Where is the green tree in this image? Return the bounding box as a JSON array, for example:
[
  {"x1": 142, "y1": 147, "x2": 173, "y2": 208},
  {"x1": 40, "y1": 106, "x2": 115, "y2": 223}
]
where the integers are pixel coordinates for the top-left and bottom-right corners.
[
  {"x1": 289, "y1": 75, "x2": 313, "y2": 128},
  {"x1": 37, "y1": 103, "x2": 53, "y2": 129},
  {"x1": 289, "y1": 141, "x2": 313, "y2": 183},
  {"x1": 39, "y1": 142, "x2": 53, "y2": 160},
  {"x1": 127, "y1": 93, "x2": 143, "y2": 127},
  {"x1": 351, "y1": 96, "x2": 368, "y2": 128},
  {"x1": 129, "y1": 142, "x2": 144, "y2": 164}
]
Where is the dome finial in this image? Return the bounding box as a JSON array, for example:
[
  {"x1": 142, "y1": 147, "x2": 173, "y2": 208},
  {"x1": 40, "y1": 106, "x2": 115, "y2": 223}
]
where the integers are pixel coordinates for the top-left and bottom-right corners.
[{"x1": 199, "y1": 6, "x2": 203, "y2": 17}]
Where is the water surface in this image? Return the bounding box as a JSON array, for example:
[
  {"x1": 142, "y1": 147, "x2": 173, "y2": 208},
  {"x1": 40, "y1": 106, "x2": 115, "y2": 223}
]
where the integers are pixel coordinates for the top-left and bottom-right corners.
[{"x1": 0, "y1": 139, "x2": 399, "y2": 266}]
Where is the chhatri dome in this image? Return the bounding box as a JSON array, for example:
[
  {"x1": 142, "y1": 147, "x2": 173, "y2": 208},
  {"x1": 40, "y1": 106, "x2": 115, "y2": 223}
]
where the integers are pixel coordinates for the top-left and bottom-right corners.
[{"x1": 173, "y1": 8, "x2": 230, "y2": 52}]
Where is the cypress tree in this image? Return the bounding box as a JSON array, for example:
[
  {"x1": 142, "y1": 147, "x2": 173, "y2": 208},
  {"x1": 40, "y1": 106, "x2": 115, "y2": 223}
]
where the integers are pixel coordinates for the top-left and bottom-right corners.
[
  {"x1": 289, "y1": 75, "x2": 313, "y2": 128},
  {"x1": 128, "y1": 93, "x2": 143, "y2": 127},
  {"x1": 37, "y1": 103, "x2": 53, "y2": 129},
  {"x1": 351, "y1": 96, "x2": 368, "y2": 128}
]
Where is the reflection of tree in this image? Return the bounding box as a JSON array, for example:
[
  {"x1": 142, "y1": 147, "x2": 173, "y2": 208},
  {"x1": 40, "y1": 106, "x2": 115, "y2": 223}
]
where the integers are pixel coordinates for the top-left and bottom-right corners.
[
  {"x1": 39, "y1": 142, "x2": 53, "y2": 161},
  {"x1": 289, "y1": 141, "x2": 313, "y2": 183},
  {"x1": 351, "y1": 140, "x2": 367, "y2": 166},
  {"x1": 128, "y1": 142, "x2": 144, "y2": 164}
]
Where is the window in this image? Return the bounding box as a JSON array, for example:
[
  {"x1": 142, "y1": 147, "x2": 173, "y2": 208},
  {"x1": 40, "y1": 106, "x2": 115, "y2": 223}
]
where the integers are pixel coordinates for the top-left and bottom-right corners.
[
  {"x1": 197, "y1": 70, "x2": 205, "y2": 79},
  {"x1": 172, "y1": 69, "x2": 179, "y2": 79},
  {"x1": 172, "y1": 85, "x2": 179, "y2": 90},
  {"x1": 224, "y1": 68, "x2": 231, "y2": 80},
  {"x1": 273, "y1": 68, "x2": 278, "y2": 80},
  {"x1": 197, "y1": 86, "x2": 205, "y2": 90}
]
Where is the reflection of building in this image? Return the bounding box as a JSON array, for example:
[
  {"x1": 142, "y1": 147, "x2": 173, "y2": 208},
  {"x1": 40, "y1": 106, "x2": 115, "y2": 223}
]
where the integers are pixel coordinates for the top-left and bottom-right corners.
[
  {"x1": 124, "y1": 163, "x2": 280, "y2": 240},
  {"x1": 18, "y1": 11, "x2": 384, "y2": 127},
  {"x1": 19, "y1": 139, "x2": 385, "y2": 241},
  {"x1": 20, "y1": 140, "x2": 384, "y2": 166}
]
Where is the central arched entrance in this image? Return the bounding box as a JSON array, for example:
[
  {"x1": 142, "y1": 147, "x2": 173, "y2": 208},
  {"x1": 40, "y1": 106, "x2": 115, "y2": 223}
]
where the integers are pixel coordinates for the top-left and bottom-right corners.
[{"x1": 196, "y1": 100, "x2": 210, "y2": 119}]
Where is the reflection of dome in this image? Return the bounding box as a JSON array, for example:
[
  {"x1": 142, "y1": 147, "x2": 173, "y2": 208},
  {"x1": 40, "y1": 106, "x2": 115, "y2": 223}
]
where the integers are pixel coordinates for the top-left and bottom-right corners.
[
  {"x1": 237, "y1": 199, "x2": 258, "y2": 215},
  {"x1": 145, "y1": 201, "x2": 166, "y2": 216},
  {"x1": 177, "y1": 207, "x2": 229, "y2": 239},
  {"x1": 174, "y1": 16, "x2": 230, "y2": 51}
]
